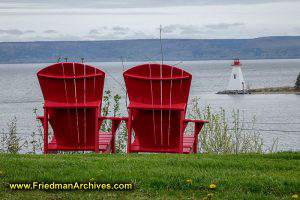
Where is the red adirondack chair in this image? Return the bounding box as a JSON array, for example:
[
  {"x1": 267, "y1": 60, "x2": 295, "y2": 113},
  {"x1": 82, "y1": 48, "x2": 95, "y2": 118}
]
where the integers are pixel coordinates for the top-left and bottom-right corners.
[
  {"x1": 123, "y1": 64, "x2": 208, "y2": 154},
  {"x1": 37, "y1": 62, "x2": 122, "y2": 154}
]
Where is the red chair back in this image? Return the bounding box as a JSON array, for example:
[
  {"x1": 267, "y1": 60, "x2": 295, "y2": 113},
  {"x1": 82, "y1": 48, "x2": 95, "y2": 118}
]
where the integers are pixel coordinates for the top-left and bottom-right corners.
[
  {"x1": 38, "y1": 62, "x2": 104, "y2": 105},
  {"x1": 124, "y1": 64, "x2": 192, "y2": 150},
  {"x1": 37, "y1": 63, "x2": 105, "y2": 148}
]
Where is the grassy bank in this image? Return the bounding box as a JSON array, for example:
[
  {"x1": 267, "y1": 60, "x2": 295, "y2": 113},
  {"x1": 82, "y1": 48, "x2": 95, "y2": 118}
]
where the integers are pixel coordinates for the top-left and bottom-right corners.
[{"x1": 0, "y1": 153, "x2": 299, "y2": 199}]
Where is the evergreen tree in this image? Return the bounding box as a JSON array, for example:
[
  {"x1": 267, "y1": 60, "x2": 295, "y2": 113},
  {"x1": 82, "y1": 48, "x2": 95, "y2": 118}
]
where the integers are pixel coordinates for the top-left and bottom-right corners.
[{"x1": 296, "y1": 72, "x2": 300, "y2": 90}]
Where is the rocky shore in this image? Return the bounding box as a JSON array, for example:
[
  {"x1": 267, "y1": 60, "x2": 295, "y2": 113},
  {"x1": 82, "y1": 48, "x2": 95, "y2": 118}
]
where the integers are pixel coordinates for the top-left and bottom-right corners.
[{"x1": 217, "y1": 86, "x2": 300, "y2": 94}]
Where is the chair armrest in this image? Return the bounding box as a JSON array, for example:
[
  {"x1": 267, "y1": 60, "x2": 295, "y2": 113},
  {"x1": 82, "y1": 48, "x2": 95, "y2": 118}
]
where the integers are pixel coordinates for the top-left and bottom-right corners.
[
  {"x1": 184, "y1": 119, "x2": 208, "y2": 123},
  {"x1": 98, "y1": 116, "x2": 128, "y2": 121},
  {"x1": 98, "y1": 116, "x2": 128, "y2": 154},
  {"x1": 98, "y1": 116, "x2": 128, "y2": 134},
  {"x1": 184, "y1": 119, "x2": 208, "y2": 137},
  {"x1": 37, "y1": 116, "x2": 44, "y2": 124}
]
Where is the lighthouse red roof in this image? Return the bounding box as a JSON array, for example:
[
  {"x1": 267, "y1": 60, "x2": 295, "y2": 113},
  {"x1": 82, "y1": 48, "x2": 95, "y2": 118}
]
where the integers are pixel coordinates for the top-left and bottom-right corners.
[{"x1": 232, "y1": 59, "x2": 241, "y2": 66}]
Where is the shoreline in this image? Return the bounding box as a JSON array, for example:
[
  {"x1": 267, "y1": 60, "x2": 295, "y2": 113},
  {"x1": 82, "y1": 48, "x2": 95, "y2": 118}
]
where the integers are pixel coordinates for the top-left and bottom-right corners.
[{"x1": 217, "y1": 86, "x2": 300, "y2": 94}]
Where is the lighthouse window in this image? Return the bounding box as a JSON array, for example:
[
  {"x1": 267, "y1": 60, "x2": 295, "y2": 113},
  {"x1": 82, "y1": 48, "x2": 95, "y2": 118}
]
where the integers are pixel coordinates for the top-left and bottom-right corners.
[{"x1": 233, "y1": 74, "x2": 237, "y2": 79}]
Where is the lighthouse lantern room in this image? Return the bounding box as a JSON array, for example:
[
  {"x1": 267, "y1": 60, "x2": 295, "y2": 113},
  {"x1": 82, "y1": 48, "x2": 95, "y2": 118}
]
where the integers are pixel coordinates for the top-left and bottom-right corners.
[{"x1": 228, "y1": 59, "x2": 246, "y2": 91}]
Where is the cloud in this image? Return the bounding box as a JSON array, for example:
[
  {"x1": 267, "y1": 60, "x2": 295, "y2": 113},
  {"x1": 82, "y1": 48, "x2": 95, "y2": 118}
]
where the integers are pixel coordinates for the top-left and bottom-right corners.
[
  {"x1": 161, "y1": 24, "x2": 202, "y2": 35},
  {"x1": 205, "y1": 23, "x2": 244, "y2": 30},
  {"x1": 88, "y1": 26, "x2": 130, "y2": 37},
  {"x1": 44, "y1": 30, "x2": 57, "y2": 34},
  {"x1": 0, "y1": 9, "x2": 171, "y2": 16},
  {"x1": 125, "y1": 31, "x2": 152, "y2": 39},
  {"x1": 112, "y1": 26, "x2": 130, "y2": 35},
  {"x1": 89, "y1": 29, "x2": 100, "y2": 35},
  {"x1": 0, "y1": 33, "x2": 83, "y2": 42},
  {"x1": 112, "y1": 26, "x2": 130, "y2": 32},
  {"x1": 0, "y1": 29, "x2": 37, "y2": 35},
  {"x1": 161, "y1": 25, "x2": 178, "y2": 33},
  {"x1": 0, "y1": 29, "x2": 23, "y2": 35},
  {"x1": 113, "y1": 31, "x2": 128, "y2": 36},
  {"x1": 179, "y1": 25, "x2": 202, "y2": 35},
  {"x1": 25, "y1": 34, "x2": 82, "y2": 41},
  {"x1": 0, "y1": 0, "x2": 298, "y2": 10},
  {"x1": 24, "y1": 30, "x2": 35, "y2": 33},
  {"x1": 86, "y1": 28, "x2": 154, "y2": 40},
  {"x1": 89, "y1": 27, "x2": 109, "y2": 35}
]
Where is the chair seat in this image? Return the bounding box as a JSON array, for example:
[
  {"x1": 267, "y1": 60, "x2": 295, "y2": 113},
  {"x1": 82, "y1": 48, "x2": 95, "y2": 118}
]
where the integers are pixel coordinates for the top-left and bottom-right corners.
[
  {"x1": 48, "y1": 132, "x2": 113, "y2": 152},
  {"x1": 44, "y1": 101, "x2": 101, "y2": 108},
  {"x1": 128, "y1": 102, "x2": 186, "y2": 110},
  {"x1": 130, "y1": 134, "x2": 195, "y2": 154}
]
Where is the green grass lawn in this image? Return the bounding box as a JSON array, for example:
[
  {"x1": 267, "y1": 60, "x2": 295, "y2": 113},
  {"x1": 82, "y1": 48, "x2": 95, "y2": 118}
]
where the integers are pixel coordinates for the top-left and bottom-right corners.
[{"x1": 0, "y1": 152, "x2": 299, "y2": 199}]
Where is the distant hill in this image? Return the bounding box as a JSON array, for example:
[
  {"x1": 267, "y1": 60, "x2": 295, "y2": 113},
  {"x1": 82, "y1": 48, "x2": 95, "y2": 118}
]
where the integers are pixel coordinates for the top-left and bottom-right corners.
[{"x1": 1, "y1": 36, "x2": 300, "y2": 63}]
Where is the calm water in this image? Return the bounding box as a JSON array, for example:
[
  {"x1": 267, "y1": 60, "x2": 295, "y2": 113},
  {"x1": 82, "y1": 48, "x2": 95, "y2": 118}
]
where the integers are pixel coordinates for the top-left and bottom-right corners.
[{"x1": 0, "y1": 59, "x2": 299, "y2": 151}]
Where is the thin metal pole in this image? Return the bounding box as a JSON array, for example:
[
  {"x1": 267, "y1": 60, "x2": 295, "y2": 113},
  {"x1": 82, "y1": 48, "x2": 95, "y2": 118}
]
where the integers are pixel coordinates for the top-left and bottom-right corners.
[
  {"x1": 72, "y1": 63, "x2": 80, "y2": 143},
  {"x1": 159, "y1": 25, "x2": 164, "y2": 146},
  {"x1": 61, "y1": 63, "x2": 73, "y2": 146},
  {"x1": 159, "y1": 25, "x2": 164, "y2": 65},
  {"x1": 168, "y1": 66, "x2": 173, "y2": 146},
  {"x1": 148, "y1": 63, "x2": 156, "y2": 145},
  {"x1": 83, "y1": 64, "x2": 87, "y2": 144},
  {"x1": 93, "y1": 66, "x2": 96, "y2": 100},
  {"x1": 121, "y1": 57, "x2": 129, "y2": 110}
]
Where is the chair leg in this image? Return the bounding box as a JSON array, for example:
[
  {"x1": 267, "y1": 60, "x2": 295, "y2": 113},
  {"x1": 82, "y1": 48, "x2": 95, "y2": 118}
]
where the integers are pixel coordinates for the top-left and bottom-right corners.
[
  {"x1": 48, "y1": 150, "x2": 58, "y2": 154},
  {"x1": 111, "y1": 119, "x2": 121, "y2": 154},
  {"x1": 95, "y1": 108, "x2": 99, "y2": 154},
  {"x1": 111, "y1": 120, "x2": 116, "y2": 154},
  {"x1": 44, "y1": 109, "x2": 48, "y2": 154},
  {"x1": 193, "y1": 122, "x2": 204, "y2": 154},
  {"x1": 127, "y1": 109, "x2": 132, "y2": 153},
  {"x1": 193, "y1": 136, "x2": 198, "y2": 154},
  {"x1": 105, "y1": 144, "x2": 112, "y2": 154},
  {"x1": 179, "y1": 111, "x2": 184, "y2": 154}
]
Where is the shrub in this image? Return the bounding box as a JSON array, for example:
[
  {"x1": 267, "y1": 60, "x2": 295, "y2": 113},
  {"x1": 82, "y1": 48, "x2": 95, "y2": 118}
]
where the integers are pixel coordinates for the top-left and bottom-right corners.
[
  {"x1": 0, "y1": 117, "x2": 27, "y2": 154},
  {"x1": 295, "y1": 72, "x2": 300, "y2": 90},
  {"x1": 187, "y1": 97, "x2": 278, "y2": 154}
]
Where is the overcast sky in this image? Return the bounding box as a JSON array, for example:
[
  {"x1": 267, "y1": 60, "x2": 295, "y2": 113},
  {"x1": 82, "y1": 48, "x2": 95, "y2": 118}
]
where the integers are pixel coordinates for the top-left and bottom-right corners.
[{"x1": 0, "y1": 0, "x2": 300, "y2": 42}]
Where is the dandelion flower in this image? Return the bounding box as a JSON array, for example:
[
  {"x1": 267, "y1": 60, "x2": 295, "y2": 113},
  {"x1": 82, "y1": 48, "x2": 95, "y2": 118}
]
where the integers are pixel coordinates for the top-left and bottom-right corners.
[
  {"x1": 186, "y1": 179, "x2": 192, "y2": 184},
  {"x1": 292, "y1": 194, "x2": 299, "y2": 199},
  {"x1": 209, "y1": 183, "x2": 217, "y2": 189}
]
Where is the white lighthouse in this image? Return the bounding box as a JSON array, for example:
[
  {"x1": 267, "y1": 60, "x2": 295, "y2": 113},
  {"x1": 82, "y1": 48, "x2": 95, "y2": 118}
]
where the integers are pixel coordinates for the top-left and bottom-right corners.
[{"x1": 228, "y1": 59, "x2": 246, "y2": 91}]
